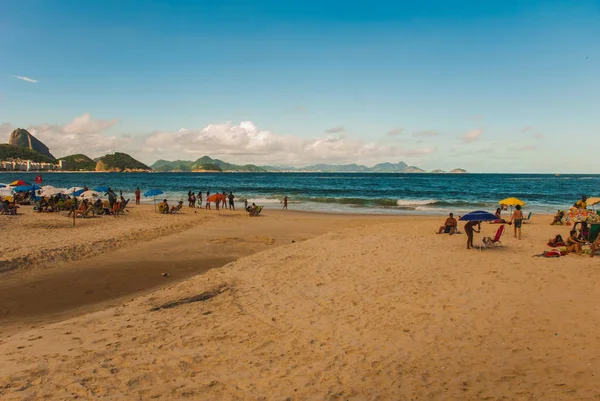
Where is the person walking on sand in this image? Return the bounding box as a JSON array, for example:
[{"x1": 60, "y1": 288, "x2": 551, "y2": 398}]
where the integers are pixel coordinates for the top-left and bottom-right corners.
[
  {"x1": 464, "y1": 220, "x2": 481, "y2": 249},
  {"x1": 283, "y1": 196, "x2": 288, "y2": 210},
  {"x1": 135, "y1": 187, "x2": 141, "y2": 205},
  {"x1": 509, "y1": 204, "x2": 524, "y2": 239},
  {"x1": 228, "y1": 192, "x2": 235, "y2": 210}
]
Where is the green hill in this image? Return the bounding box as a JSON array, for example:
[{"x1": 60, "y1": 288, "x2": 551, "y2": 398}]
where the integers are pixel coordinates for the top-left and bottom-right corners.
[
  {"x1": 151, "y1": 156, "x2": 267, "y2": 172},
  {"x1": 0, "y1": 144, "x2": 56, "y2": 163},
  {"x1": 95, "y1": 152, "x2": 151, "y2": 172},
  {"x1": 58, "y1": 154, "x2": 96, "y2": 171},
  {"x1": 192, "y1": 163, "x2": 222, "y2": 172}
]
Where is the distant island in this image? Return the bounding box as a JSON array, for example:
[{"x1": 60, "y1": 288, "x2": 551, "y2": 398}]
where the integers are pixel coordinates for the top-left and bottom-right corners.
[{"x1": 0, "y1": 128, "x2": 467, "y2": 173}]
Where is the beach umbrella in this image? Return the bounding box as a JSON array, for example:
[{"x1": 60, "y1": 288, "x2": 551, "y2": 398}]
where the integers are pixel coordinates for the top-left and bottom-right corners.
[
  {"x1": 13, "y1": 185, "x2": 41, "y2": 192},
  {"x1": 38, "y1": 185, "x2": 60, "y2": 197},
  {"x1": 0, "y1": 183, "x2": 6, "y2": 188},
  {"x1": 459, "y1": 210, "x2": 498, "y2": 221},
  {"x1": 498, "y1": 197, "x2": 526, "y2": 206},
  {"x1": 72, "y1": 188, "x2": 86, "y2": 197},
  {"x1": 586, "y1": 197, "x2": 600, "y2": 207},
  {"x1": 9, "y1": 180, "x2": 30, "y2": 186},
  {"x1": 562, "y1": 208, "x2": 600, "y2": 224},
  {"x1": 78, "y1": 190, "x2": 101, "y2": 200},
  {"x1": 206, "y1": 193, "x2": 226, "y2": 203},
  {"x1": 144, "y1": 189, "x2": 164, "y2": 210},
  {"x1": 93, "y1": 186, "x2": 109, "y2": 193},
  {"x1": 67, "y1": 186, "x2": 83, "y2": 192}
]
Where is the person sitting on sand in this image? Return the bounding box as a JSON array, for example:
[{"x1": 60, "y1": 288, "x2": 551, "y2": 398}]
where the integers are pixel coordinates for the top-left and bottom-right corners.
[
  {"x1": 551, "y1": 210, "x2": 565, "y2": 225},
  {"x1": 566, "y1": 229, "x2": 586, "y2": 255},
  {"x1": 464, "y1": 220, "x2": 481, "y2": 249},
  {"x1": 437, "y1": 213, "x2": 458, "y2": 234},
  {"x1": 547, "y1": 234, "x2": 566, "y2": 248},
  {"x1": 77, "y1": 199, "x2": 92, "y2": 217},
  {"x1": 589, "y1": 235, "x2": 600, "y2": 258},
  {"x1": 158, "y1": 199, "x2": 169, "y2": 214},
  {"x1": 509, "y1": 204, "x2": 524, "y2": 240},
  {"x1": 248, "y1": 203, "x2": 257, "y2": 216}
]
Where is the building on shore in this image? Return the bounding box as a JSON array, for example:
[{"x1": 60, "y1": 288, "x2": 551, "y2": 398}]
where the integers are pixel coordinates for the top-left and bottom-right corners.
[{"x1": 0, "y1": 159, "x2": 63, "y2": 171}]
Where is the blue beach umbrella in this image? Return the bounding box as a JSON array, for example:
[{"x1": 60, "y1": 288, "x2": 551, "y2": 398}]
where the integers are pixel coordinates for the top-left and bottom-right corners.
[
  {"x1": 459, "y1": 210, "x2": 497, "y2": 221},
  {"x1": 72, "y1": 188, "x2": 86, "y2": 196},
  {"x1": 13, "y1": 185, "x2": 41, "y2": 192},
  {"x1": 144, "y1": 189, "x2": 164, "y2": 210},
  {"x1": 94, "y1": 186, "x2": 109, "y2": 192},
  {"x1": 0, "y1": 183, "x2": 6, "y2": 188}
]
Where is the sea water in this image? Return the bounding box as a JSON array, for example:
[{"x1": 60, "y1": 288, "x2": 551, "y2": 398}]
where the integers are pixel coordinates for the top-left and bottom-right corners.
[{"x1": 0, "y1": 172, "x2": 597, "y2": 215}]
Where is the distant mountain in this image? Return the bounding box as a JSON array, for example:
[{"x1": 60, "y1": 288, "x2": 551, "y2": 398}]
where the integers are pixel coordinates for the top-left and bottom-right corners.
[
  {"x1": 450, "y1": 168, "x2": 468, "y2": 174},
  {"x1": 95, "y1": 152, "x2": 151, "y2": 172},
  {"x1": 8, "y1": 128, "x2": 55, "y2": 160},
  {"x1": 430, "y1": 169, "x2": 446, "y2": 173},
  {"x1": 151, "y1": 156, "x2": 267, "y2": 172},
  {"x1": 58, "y1": 154, "x2": 96, "y2": 171},
  {"x1": 0, "y1": 144, "x2": 56, "y2": 163},
  {"x1": 149, "y1": 156, "x2": 462, "y2": 173}
]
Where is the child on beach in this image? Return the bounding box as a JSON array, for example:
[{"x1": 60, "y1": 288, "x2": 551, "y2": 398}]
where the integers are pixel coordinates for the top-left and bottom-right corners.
[{"x1": 283, "y1": 196, "x2": 288, "y2": 210}]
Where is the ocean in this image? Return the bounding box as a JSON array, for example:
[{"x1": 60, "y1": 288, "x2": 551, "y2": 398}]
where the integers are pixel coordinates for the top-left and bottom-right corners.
[{"x1": 0, "y1": 172, "x2": 597, "y2": 215}]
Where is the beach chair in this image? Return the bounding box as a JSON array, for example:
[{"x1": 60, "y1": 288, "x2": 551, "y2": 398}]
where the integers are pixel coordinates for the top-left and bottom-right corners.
[
  {"x1": 170, "y1": 202, "x2": 183, "y2": 214},
  {"x1": 522, "y1": 212, "x2": 532, "y2": 224},
  {"x1": 117, "y1": 199, "x2": 130, "y2": 215},
  {"x1": 482, "y1": 225, "x2": 505, "y2": 248}
]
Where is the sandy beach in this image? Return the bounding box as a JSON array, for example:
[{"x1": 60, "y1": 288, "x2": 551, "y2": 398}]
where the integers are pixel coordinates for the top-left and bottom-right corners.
[{"x1": 1, "y1": 206, "x2": 599, "y2": 399}]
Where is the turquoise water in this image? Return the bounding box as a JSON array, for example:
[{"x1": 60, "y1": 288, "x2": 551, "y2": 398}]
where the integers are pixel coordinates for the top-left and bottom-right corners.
[{"x1": 0, "y1": 172, "x2": 597, "y2": 214}]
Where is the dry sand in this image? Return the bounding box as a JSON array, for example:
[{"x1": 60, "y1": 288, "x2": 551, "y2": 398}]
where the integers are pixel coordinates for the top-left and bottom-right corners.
[{"x1": 1, "y1": 210, "x2": 599, "y2": 399}]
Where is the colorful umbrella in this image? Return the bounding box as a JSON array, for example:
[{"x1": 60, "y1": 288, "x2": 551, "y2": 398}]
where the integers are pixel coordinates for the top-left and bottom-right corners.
[
  {"x1": 206, "y1": 193, "x2": 227, "y2": 203},
  {"x1": 498, "y1": 197, "x2": 526, "y2": 206},
  {"x1": 9, "y1": 180, "x2": 30, "y2": 186},
  {"x1": 562, "y1": 208, "x2": 600, "y2": 224},
  {"x1": 459, "y1": 210, "x2": 498, "y2": 221},
  {"x1": 93, "y1": 186, "x2": 109, "y2": 192},
  {"x1": 38, "y1": 186, "x2": 61, "y2": 197},
  {"x1": 72, "y1": 189, "x2": 86, "y2": 196}
]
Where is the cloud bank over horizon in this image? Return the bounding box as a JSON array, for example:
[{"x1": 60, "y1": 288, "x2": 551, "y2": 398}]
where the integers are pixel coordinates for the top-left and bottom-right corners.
[{"x1": 0, "y1": 114, "x2": 437, "y2": 167}]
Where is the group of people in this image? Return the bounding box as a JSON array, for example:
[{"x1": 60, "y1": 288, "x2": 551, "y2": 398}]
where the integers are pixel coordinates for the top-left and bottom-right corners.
[
  {"x1": 157, "y1": 199, "x2": 184, "y2": 214},
  {"x1": 186, "y1": 191, "x2": 237, "y2": 210},
  {"x1": 437, "y1": 205, "x2": 525, "y2": 249}
]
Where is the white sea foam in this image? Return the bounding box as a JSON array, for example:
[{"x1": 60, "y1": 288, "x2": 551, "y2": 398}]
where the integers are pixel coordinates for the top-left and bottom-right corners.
[{"x1": 396, "y1": 199, "x2": 438, "y2": 206}]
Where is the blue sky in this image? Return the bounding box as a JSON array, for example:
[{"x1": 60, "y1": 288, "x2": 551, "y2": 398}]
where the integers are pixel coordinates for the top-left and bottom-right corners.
[{"x1": 1, "y1": 0, "x2": 599, "y2": 172}]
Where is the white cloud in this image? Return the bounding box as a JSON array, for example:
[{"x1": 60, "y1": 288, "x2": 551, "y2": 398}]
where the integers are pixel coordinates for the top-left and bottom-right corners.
[
  {"x1": 533, "y1": 133, "x2": 544, "y2": 139},
  {"x1": 142, "y1": 121, "x2": 435, "y2": 165},
  {"x1": 412, "y1": 130, "x2": 439, "y2": 138},
  {"x1": 1, "y1": 116, "x2": 436, "y2": 165},
  {"x1": 387, "y1": 128, "x2": 404, "y2": 136},
  {"x1": 461, "y1": 129, "x2": 483, "y2": 143},
  {"x1": 325, "y1": 126, "x2": 344, "y2": 133},
  {"x1": 14, "y1": 75, "x2": 38, "y2": 83},
  {"x1": 63, "y1": 113, "x2": 120, "y2": 134},
  {"x1": 0, "y1": 114, "x2": 124, "y2": 158}
]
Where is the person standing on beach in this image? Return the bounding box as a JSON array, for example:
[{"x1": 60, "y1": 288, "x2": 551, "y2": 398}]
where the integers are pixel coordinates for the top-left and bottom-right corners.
[
  {"x1": 245, "y1": 199, "x2": 248, "y2": 210},
  {"x1": 198, "y1": 191, "x2": 203, "y2": 207},
  {"x1": 509, "y1": 204, "x2": 524, "y2": 239},
  {"x1": 228, "y1": 192, "x2": 235, "y2": 210},
  {"x1": 464, "y1": 220, "x2": 481, "y2": 249},
  {"x1": 283, "y1": 196, "x2": 288, "y2": 210},
  {"x1": 135, "y1": 187, "x2": 141, "y2": 205},
  {"x1": 215, "y1": 197, "x2": 220, "y2": 210}
]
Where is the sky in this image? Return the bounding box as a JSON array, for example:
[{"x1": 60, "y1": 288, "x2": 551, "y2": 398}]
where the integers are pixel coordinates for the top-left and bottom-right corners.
[{"x1": 0, "y1": 0, "x2": 599, "y2": 172}]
